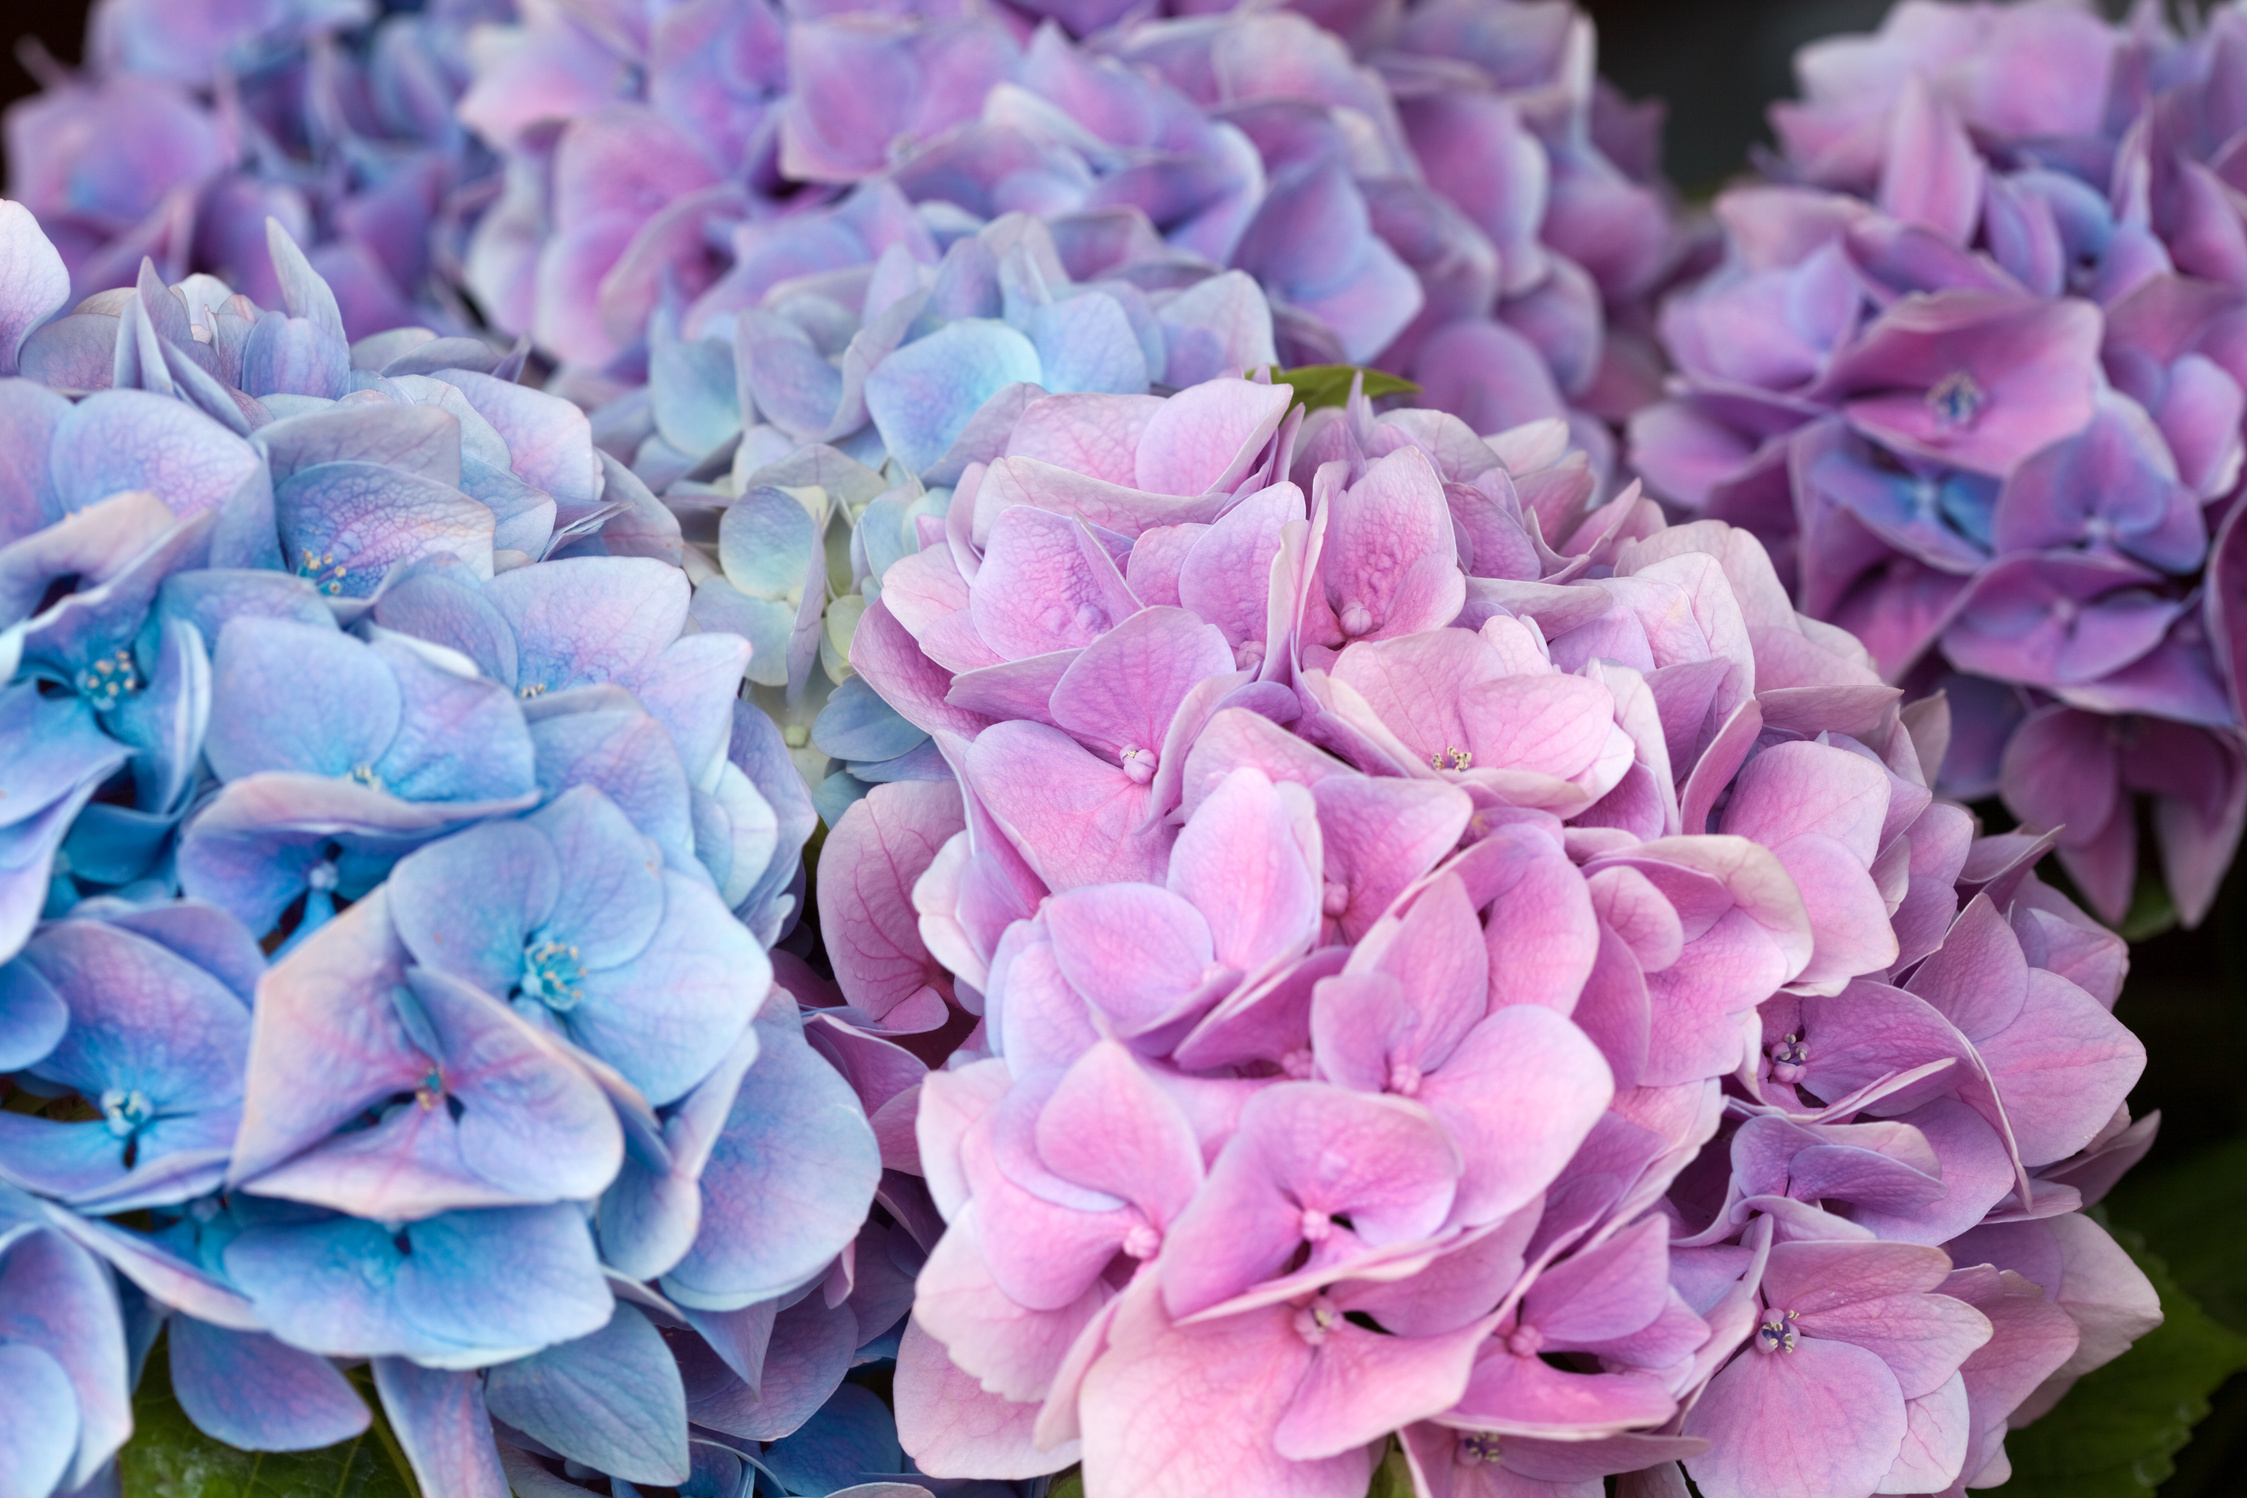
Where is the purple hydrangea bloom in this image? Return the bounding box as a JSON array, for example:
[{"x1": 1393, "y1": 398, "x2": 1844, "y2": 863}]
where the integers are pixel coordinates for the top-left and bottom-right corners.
[
  {"x1": 8, "y1": 0, "x2": 504, "y2": 338},
  {"x1": 1631, "y1": 0, "x2": 2247, "y2": 928}
]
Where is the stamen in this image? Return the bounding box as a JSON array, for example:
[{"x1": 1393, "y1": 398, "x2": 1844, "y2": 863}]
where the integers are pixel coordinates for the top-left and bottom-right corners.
[
  {"x1": 294, "y1": 547, "x2": 349, "y2": 596},
  {"x1": 99, "y1": 1088, "x2": 153, "y2": 1139},
  {"x1": 1756, "y1": 1308, "x2": 1799, "y2": 1353},
  {"x1": 1120, "y1": 745, "x2": 1156, "y2": 785},
  {"x1": 1927, "y1": 371, "x2": 1983, "y2": 429},
  {"x1": 75, "y1": 647, "x2": 142, "y2": 708},
  {"x1": 521, "y1": 938, "x2": 589, "y2": 1012},
  {"x1": 1768, "y1": 1032, "x2": 1808, "y2": 1085},
  {"x1": 1292, "y1": 1295, "x2": 1343, "y2": 1344},
  {"x1": 1457, "y1": 1432, "x2": 1503, "y2": 1466},
  {"x1": 414, "y1": 1070, "x2": 445, "y2": 1111}
]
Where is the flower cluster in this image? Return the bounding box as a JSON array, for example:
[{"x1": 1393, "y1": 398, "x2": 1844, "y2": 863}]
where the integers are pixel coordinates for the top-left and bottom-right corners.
[
  {"x1": 460, "y1": 0, "x2": 1679, "y2": 438},
  {"x1": 827, "y1": 372, "x2": 2162, "y2": 1497},
  {"x1": 0, "y1": 202, "x2": 950, "y2": 1496},
  {"x1": 1632, "y1": 0, "x2": 2247, "y2": 926},
  {"x1": 442, "y1": 0, "x2": 1689, "y2": 827},
  {"x1": 6, "y1": 0, "x2": 500, "y2": 338}
]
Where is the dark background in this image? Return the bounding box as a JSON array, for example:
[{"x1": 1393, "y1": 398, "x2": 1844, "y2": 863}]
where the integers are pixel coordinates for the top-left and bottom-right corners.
[{"x1": 0, "y1": 0, "x2": 2238, "y2": 1486}]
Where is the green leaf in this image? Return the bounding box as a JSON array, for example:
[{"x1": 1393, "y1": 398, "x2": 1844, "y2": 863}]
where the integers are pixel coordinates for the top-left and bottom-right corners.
[
  {"x1": 1047, "y1": 1468, "x2": 1085, "y2": 1498},
  {"x1": 1253, "y1": 364, "x2": 1421, "y2": 413},
  {"x1": 1365, "y1": 1436, "x2": 1414, "y2": 1498},
  {"x1": 120, "y1": 1344, "x2": 419, "y2": 1498},
  {"x1": 1996, "y1": 1230, "x2": 2247, "y2": 1497}
]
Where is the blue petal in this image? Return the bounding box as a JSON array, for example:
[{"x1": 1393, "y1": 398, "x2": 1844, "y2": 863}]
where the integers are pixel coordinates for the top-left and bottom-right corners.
[
  {"x1": 718, "y1": 486, "x2": 820, "y2": 603},
  {"x1": 693, "y1": 577, "x2": 798, "y2": 690},
  {"x1": 526, "y1": 695, "x2": 700, "y2": 874},
  {"x1": 0, "y1": 1227, "x2": 130, "y2": 1489},
  {"x1": 373, "y1": 1358, "x2": 511, "y2": 1498},
  {"x1": 370, "y1": 561, "x2": 521, "y2": 685},
  {"x1": 1030, "y1": 292, "x2": 1149, "y2": 396},
  {"x1": 864, "y1": 320, "x2": 1042, "y2": 475},
  {"x1": 266, "y1": 219, "x2": 348, "y2": 344},
  {"x1": 257, "y1": 402, "x2": 463, "y2": 488},
  {"x1": 761, "y1": 1382, "x2": 903, "y2": 1496},
  {"x1": 596, "y1": 1019, "x2": 760, "y2": 1282},
  {"x1": 652, "y1": 313, "x2": 742, "y2": 458},
  {"x1": 484, "y1": 1305, "x2": 690, "y2": 1485},
  {"x1": 0, "y1": 1341, "x2": 76, "y2": 1498},
  {"x1": 660, "y1": 1014, "x2": 879, "y2": 1310},
  {"x1": 388, "y1": 818, "x2": 560, "y2": 997},
  {"x1": 487, "y1": 557, "x2": 689, "y2": 695},
  {"x1": 204, "y1": 618, "x2": 400, "y2": 783},
  {"x1": 273, "y1": 460, "x2": 494, "y2": 598},
  {"x1": 814, "y1": 771, "x2": 873, "y2": 830},
  {"x1": 0, "y1": 956, "x2": 67, "y2": 1071},
  {"x1": 16, "y1": 917, "x2": 248, "y2": 1110},
  {"x1": 813, "y1": 677, "x2": 928, "y2": 764},
  {"x1": 0, "y1": 377, "x2": 68, "y2": 539},
  {"x1": 169, "y1": 1319, "x2": 370, "y2": 1452},
  {"x1": 367, "y1": 635, "x2": 538, "y2": 803},
  {"x1": 227, "y1": 1205, "x2": 611, "y2": 1365},
  {"x1": 681, "y1": 1294, "x2": 855, "y2": 1442},
  {"x1": 240, "y1": 311, "x2": 352, "y2": 401}
]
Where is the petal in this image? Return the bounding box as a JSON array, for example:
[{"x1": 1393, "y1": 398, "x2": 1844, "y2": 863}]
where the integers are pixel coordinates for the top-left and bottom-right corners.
[
  {"x1": 168, "y1": 1319, "x2": 370, "y2": 1452},
  {"x1": 484, "y1": 1304, "x2": 690, "y2": 1485},
  {"x1": 1682, "y1": 1338, "x2": 1904, "y2": 1498}
]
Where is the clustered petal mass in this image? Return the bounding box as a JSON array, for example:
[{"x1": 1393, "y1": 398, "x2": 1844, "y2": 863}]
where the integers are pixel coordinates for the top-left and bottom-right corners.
[
  {"x1": 8, "y1": 0, "x2": 1695, "y2": 815},
  {"x1": 0, "y1": 0, "x2": 2188, "y2": 1494},
  {"x1": 1633, "y1": 0, "x2": 2247, "y2": 929},
  {"x1": 839, "y1": 373, "x2": 2161, "y2": 1497},
  {"x1": 0, "y1": 198, "x2": 945, "y2": 1496}
]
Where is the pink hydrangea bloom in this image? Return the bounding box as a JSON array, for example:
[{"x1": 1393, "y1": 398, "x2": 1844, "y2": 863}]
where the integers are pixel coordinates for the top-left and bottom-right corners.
[{"x1": 819, "y1": 374, "x2": 2161, "y2": 1498}]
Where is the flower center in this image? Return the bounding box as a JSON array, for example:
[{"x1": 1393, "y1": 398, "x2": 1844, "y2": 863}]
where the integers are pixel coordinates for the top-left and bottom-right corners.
[
  {"x1": 1768, "y1": 1032, "x2": 1808, "y2": 1084},
  {"x1": 517, "y1": 682, "x2": 548, "y2": 699},
  {"x1": 1279, "y1": 1047, "x2": 1317, "y2": 1080},
  {"x1": 1339, "y1": 601, "x2": 1375, "y2": 638},
  {"x1": 1122, "y1": 1224, "x2": 1161, "y2": 1259},
  {"x1": 1300, "y1": 1207, "x2": 1335, "y2": 1243},
  {"x1": 1507, "y1": 1322, "x2": 1544, "y2": 1357},
  {"x1": 75, "y1": 647, "x2": 141, "y2": 709},
  {"x1": 1457, "y1": 1432, "x2": 1504, "y2": 1466},
  {"x1": 521, "y1": 938, "x2": 588, "y2": 1012},
  {"x1": 346, "y1": 764, "x2": 383, "y2": 791},
  {"x1": 295, "y1": 547, "x2": 349, "y2": 595},
  {"x1": 1292, "y1": 1295, "x2": 1342, "y2": 1344},
  {"x1": 1120, "y1": 745, "x2": 1156, "y2": 784},
  {"x1": 1756, "y1": 1308, "x2": 1799, "y2": 1353},
  {"x1": 99, "y1": 1087, "x2": 153, "y2": 1139},
  {"x1": 1430, "y1": 744, "x2": 1473, "y2": 772},
  {"x1": 1387, "y1": 1059, "x2": 1422, "y2": 1097},
  {"x1": 1321, "y1": 880, "x2": 1350, "y2": 917},
  {"x1": 1927, "y1": 371, "x2": 1982, "y2": 428},
  {"x1": 414, "y1": 1069, "x2": 445, "y2": 1111}
]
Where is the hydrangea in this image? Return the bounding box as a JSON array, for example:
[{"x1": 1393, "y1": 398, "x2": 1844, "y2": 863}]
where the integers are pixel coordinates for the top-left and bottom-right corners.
[
  {"x1": 0, "y1": 199, "x2": 919, "y2": 1495},
  {"x1": 5, "y1": 0, "x2": 501, "y2": 337},
  {"x1": 458, "y1": 0, "x2": 1679, "y2": 436},
  {"x1": 817, "y1": 372, "x2": 2160, "y2": 1497},
  {"x1": 1629, "y1": 0, "x2": 2247, "y2": 927}
]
